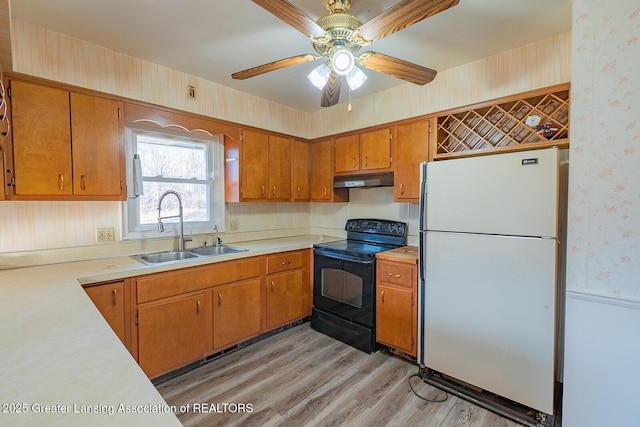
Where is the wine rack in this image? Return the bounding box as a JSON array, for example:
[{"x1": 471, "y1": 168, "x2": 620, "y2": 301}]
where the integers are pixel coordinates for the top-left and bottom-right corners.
[{"x1": 435, "y1": 85, "x2": 570, "y2": 159}]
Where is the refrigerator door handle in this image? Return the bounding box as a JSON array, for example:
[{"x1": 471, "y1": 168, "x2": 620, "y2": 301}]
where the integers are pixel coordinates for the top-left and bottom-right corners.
[{"x1": 419, "y1": 161, "x2": 427, "y2": 231}]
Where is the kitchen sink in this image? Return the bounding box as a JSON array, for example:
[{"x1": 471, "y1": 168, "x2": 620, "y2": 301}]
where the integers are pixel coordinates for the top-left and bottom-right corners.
[
  {"x1": 189, "y1": 245, "x2": 247, "y2": 257},
  {"x1": 131, "y1": 245, "x2": 247, "y2": 265},
  {"x1": 132, "y1": 250, "x2": 200, "y2": 265}
]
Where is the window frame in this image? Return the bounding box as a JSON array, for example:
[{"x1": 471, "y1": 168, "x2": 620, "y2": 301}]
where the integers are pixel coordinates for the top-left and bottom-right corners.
[{"x1": 121, "y1": 124, "x2": 225, "y2": 242}]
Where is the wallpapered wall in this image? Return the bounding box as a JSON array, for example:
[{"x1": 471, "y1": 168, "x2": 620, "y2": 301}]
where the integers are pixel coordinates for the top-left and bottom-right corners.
[
  {"x1": 566, "y1": 0, "x2": 640, "y2": 298},
  {"x1": 0, "y1": 21, "x2": 571, "y2": 255}
]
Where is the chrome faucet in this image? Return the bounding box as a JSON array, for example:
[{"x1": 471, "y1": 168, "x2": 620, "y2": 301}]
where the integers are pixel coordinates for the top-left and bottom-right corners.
[
  {"x1": 214, "y1": 224, "x2": 222, "y2": 247},
  {"x1": 157, "y1": 190, "x2": 191, "y2": 251}
]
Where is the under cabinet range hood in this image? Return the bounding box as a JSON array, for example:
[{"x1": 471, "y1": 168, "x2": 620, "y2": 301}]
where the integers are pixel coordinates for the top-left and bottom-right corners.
[{"x1": 333, "y1": 172, "x2": 394, "y2": 188}]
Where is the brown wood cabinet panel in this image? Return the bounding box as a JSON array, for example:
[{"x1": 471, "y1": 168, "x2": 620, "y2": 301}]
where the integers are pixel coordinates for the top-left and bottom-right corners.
[
  {"x1": 10, "y1": 80, "x2": 72, "y2": 195},
  {"x1": 267, "y1": 251, "x2": 303, "y2": 274},
  {"x1": 334, "y1": 134, "x2": 360, "y2": 173},
  {"x1": 137, "y1": 258, "x2": 261, "y2": 304},
  {"x1": 292, "y1": 139, "x2": 310, "y2": 201},
  {"x1": 138, "y1": 292, "x2": 209, "y2": 379},
  {"x1": 310, "y1": 139, "x2": 332, "y2": 201},
  {"x1": 241, "y1": 129, "x2": 269, "y2": 199},
  {"x1": 213, "y1": 278, "x2": 262, "y2": 350},
  {"x1": 84, "y1": 281, "x2": 126, "y2": 346},
  {"x1": 360, "y1": 128, "x2": 391, "y2": 171},
  {"x1": 376, "y1": 284, "x2": 414, "y2": 355},
  {"x1": 266, "y1": 270, "x2": 303, "y2": 329},
  {"x1": 377, "y1": 262, "x2": 415, "y2": 288},
  {"x1": 268, "y1": 135, "x2": 292, "y2": 200},
  {"x1": 70, "y1": 93, "x2": 122, "y2": 197},
  {"x1": 394, "y1": 120, "x2": 428, "y2": 202}
]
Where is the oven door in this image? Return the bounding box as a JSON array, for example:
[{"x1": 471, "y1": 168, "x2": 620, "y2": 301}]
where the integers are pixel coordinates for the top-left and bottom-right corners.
[{"x1": 313, "y1": 249, "x2": 375, "y2": 327}]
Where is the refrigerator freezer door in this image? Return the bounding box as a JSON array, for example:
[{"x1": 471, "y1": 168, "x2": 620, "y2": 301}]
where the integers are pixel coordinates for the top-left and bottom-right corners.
[
  {"x1": 424, "y1": 231, "x2": 557, "y2": 414},
  {"x1": 425, "y1": 148, "x2": 559, "y2": 238}
]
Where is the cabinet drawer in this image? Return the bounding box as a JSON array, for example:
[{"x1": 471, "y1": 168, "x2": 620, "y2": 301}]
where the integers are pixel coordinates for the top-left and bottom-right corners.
[
  {"x1": 377, "y1": 262, "x2": 415, "y2": 288},
  {"x1": 137, "y1": 257, "x2": 261, "y2": 303},
  {"x1": 267, "y1": 251, "x2": 303, "y2": 274}
]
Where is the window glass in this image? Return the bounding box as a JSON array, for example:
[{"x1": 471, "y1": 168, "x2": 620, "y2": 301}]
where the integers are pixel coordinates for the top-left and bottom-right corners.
[{"x1": 122, "y1": 126, "x2": 224, "y2": 240}]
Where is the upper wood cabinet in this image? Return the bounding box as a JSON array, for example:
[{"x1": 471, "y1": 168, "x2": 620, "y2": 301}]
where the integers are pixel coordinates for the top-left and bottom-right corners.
[
  {"x1": 334, "y1": 128, "x2": 392, "y2": 174},
  {"x1": 7, "y1": 79, "x2": 124, "y2": 200},
  {"x1": 291, "y1": 139, "x2": 310, "y2": 202},
  {"x1": 226, "y1": 129, "x2": 292, "y2": 201},
  {"x1": 394, "y1": 120, "x2": 429, "y2": 202},
  {"x1": 310, "y1": 139, "x2": 349, "y2": 202}
]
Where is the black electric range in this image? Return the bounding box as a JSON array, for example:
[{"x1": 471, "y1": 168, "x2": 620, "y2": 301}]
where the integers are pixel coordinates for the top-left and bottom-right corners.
[{"x1": 311, "y1": 219, "x2": 408, "y2": 353}]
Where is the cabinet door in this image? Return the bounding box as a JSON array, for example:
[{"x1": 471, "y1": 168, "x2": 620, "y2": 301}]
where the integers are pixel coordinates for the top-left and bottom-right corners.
[
  {"x1": 84, "y1": 281, "x2": 126, "y2": 345},
  {"x1": 268, "y1": 135, "x2": 291, "y2": 200},
  {"x1": 138, "y1": 293, "x2": 209, "y2": 379},
  {"x1": 266, "y1": 270, "x2": 303, "y2": 329},
  {"x1": 360, "y1": 128, "x2": 391, "y2": 171},
  {"x1": 71, "y1": 93, "x2": 123, "y2": 197},
  {"x1": 334, "y1": 134, "x2": 360, "y2": 173},
  {"x1": 376, "y1": 284, "x2": 414, "y2": 355},
  {"x1": 395, "y1": 121, "x2": 428, "y2": 201},
  {"x1": 241, "y1": 129, "x2": 269, "y2": 199},
  {"x1": 292, "y1": 139, "x2": 309, "y2": 201},
  {"x1": 213, "y1": 279, "x2": 261, "y2": 350},
  {"x1": 310, "y1": 139, "x2": 333, "y2": 201},
  {"x1": 10, "y1": 80, "x2": 72, "y2": 196}
]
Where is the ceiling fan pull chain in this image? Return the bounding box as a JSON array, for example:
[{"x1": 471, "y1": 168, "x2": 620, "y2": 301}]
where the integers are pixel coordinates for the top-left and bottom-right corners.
[{"x1": 348, "y1": 86, "x2": 352, "y2": 113}]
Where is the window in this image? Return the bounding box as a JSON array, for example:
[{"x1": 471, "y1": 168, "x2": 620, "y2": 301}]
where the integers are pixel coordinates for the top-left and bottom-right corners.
[{"x1": 122, "y1": 125, "x2": 224, "y2": 240}]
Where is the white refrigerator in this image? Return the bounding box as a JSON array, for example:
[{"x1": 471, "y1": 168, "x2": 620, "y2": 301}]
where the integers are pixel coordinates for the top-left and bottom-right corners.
[{"x1": 418, "y1": 147, "x2": 564, "y2": 416}]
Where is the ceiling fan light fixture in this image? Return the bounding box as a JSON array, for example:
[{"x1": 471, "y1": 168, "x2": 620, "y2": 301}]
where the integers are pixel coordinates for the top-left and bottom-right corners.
[
  {"x1": 332, "y1": 48, "x2": 355, "y2": 75},
  {"x1": 346, "y1": 66, "x2": 367, "y2": 90},
  {"x1": 307, "y1": 63, "x2": 331, "y2": 90}
]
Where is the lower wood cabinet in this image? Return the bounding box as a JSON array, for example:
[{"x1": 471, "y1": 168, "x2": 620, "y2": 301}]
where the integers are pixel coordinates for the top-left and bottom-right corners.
[
  {"x1": 129, "y1": 250, "x2": 309, "y2": 379},
  {"x1": 84, "y1": 280, "x2": 129, "y2": 349},
  {"x1": 265, "y1": 251, "x2": 305, "y2": 329},
  {"x1": 375, "y1": 248, "x2": 418, "y2": 357},
  {"x1": 213, "y1": 278, "x2": 261, "y2": 350},
  {"x1": 137, "y1": 292, "x2": 210, "y2": 379},
  {"x1": 266, "y1": 270, "x2": 303, "y2": 329}
]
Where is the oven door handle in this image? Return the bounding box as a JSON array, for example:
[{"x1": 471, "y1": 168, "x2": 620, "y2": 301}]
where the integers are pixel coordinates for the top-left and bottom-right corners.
[{"x1": 314, "y1": 249, "x2": 375, "y2": 265}]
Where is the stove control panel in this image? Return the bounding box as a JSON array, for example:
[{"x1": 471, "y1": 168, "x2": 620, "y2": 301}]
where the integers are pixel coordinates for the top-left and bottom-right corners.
[{"x1": 345, "y1": 219, "x2": 407, "y2": 237}]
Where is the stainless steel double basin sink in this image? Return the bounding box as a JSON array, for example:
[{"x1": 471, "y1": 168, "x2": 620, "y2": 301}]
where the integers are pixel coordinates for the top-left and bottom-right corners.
[{"x1": 131, "y1": 245, "x2": 247, "y2": 266}]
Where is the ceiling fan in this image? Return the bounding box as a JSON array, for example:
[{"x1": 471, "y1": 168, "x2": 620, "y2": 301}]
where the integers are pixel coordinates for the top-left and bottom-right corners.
[{"x1": 231, "y1": 0, "x2": 460, "y2": 108}]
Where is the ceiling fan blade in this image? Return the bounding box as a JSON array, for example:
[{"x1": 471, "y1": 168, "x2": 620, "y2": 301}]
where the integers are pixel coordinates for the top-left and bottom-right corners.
[
  {"x1": 321, "y1": 69, "x2": 342, "y2": 107},
  {"x1": 358, "y1": 52, "x2": 437, "y2": 85},
  {"x1": 252, "y1": 0, "x2": 327, "y2": 38},
  {"x1": 356, "y1": 0, "x2": 460, "y2": 43},
  {"x1": 232, "y1": 54, "x2": 319, "y2": 80}
]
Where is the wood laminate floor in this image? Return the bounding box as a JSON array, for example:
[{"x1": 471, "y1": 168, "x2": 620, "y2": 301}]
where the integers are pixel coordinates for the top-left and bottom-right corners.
[{"x1": 157, "y1": 323, "x2": 521, "y2": 427}]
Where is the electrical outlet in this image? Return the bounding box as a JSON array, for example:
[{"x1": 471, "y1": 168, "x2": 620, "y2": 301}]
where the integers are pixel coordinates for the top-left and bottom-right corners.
[
  {"x1": 228, "y1": 219, "x2": 239, "y2": 231},
  {"x1": 96, "y1": 227, "x2": 115, "y2": 243}
]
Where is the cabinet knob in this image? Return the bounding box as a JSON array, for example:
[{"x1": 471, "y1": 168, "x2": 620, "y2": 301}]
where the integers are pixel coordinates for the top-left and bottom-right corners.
[
  {"x1": 81, "y1": 174, "x2": 87, "y2": 191},
  {"x1": 272, "y1": 185, "x2": 276, "y2": 196},
  {"x1": 381, "y1": 290, "x2": 385, "y2": 303},
  {"x1": 388, "y1": 272, "x2": 401, "y2": 278},
  {"x1": 364, "y1": 156, "x2": 368, "y2": 167},
  {"x1": 324, "y1": 186, "x2": 328, "y2": 196},
  {"x1": 58, "y1": 173, "x2": 64, "y2": 190},
  {"x1": 111, "y1": 288, "x2": 117, "y2": 306},
  {"x1": 297, "y1": 186, "x2": 301, "y2": 196},
  {"x1": 270, "y1": 281, "x2": 274, "y2": 293},
  {"x1": 260, "y1": 185, "x2": 265, "y2": 196},
  {"x1": 196, "y1": 300, "x2": 201, "y2": 314},
  {"x1": 281, "y1": 261, "x2": 291, "y2": 266},
  {"x1": 218, "y1": 293, "x2": 222, "y2": 306},
  {"x1": 352, "y1": 157, "x2": 356, "y2": 167},
  {"x1": 400, "y1": 183, "x2": 404, "y2": 195}
]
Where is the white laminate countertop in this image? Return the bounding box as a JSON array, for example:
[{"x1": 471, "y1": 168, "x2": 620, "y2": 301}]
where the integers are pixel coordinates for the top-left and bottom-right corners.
[{"x1": 0, "y1": 235, "x2": 330, "y2": 426}]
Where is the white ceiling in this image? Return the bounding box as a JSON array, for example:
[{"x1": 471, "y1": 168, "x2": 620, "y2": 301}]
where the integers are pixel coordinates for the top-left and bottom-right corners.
[{"x1": 9, "y1": 0, "x2": 572, "y2": 112}]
